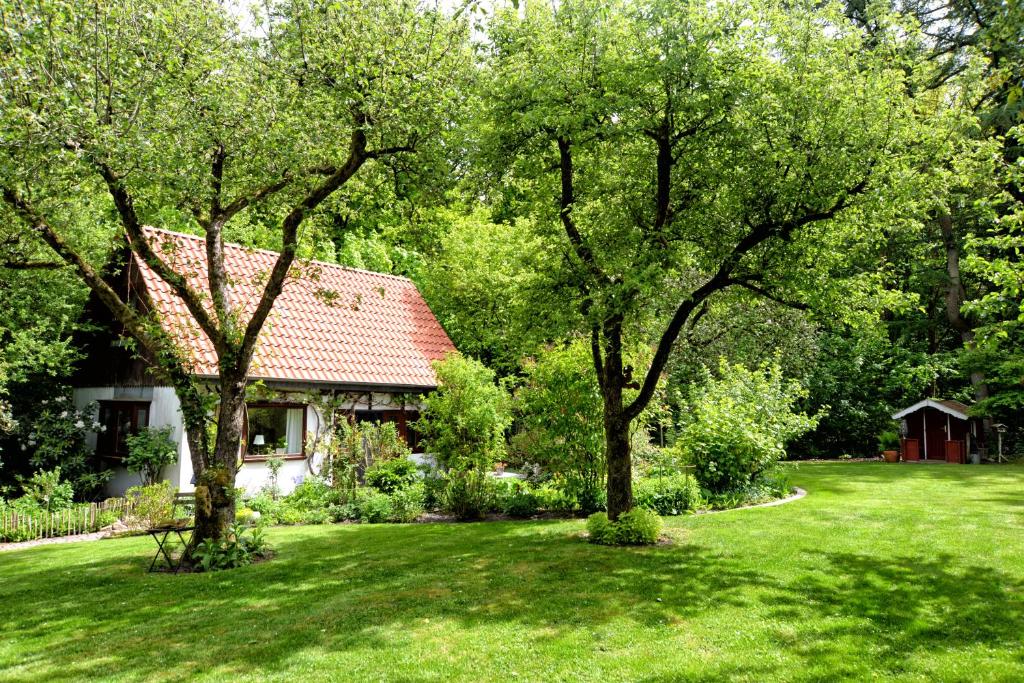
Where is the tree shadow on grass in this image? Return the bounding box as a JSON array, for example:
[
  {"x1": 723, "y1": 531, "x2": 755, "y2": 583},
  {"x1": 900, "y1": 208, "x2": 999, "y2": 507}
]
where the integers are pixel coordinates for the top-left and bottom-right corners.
[
  {"x1": 761, "y1": 550, "x2": 1024, "y2": 679},
  {"x1": 0, "y1": 521, "x2": 774, "y2": 681},
  {"x1": 5, "y1": 515, "x2": 1024, "y2": 681}
]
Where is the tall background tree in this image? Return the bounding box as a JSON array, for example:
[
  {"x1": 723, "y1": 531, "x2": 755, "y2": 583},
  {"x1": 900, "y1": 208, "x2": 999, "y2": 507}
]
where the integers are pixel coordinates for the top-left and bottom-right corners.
[
  {"x1": 0, "y1": 0, "x2": 471, "y2": 544},
  {"x1": 480, "y1": 0, "x2": 927, "y2": 518}
]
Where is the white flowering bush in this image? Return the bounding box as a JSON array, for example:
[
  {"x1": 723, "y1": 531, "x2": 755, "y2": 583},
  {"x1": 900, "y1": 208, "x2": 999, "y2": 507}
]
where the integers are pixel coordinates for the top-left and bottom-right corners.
[{"x1": 16, "y1": 392, "x2": 110, "y2": 500}]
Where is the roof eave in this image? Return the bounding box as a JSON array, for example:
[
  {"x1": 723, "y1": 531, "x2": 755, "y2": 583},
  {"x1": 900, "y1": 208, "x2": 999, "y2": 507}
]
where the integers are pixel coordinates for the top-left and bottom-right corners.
[{"x1": 892, "y1": 398, "x2": 970, "y2": 421}]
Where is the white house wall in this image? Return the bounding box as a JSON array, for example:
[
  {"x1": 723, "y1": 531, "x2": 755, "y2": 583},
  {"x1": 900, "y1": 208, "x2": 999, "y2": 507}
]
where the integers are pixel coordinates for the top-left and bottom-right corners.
[
  {"x1": 73, "y1": 387, "x2": 187, "y2": 497},
  {"x1": 74, "y1": 387, "x2": 418, "y2": 498}
]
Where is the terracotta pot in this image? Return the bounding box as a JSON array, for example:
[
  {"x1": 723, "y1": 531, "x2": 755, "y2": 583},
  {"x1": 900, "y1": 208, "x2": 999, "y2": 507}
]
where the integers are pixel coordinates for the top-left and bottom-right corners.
[{"x1": 882, "y1": 450, "x2": 900, "y2": 463}]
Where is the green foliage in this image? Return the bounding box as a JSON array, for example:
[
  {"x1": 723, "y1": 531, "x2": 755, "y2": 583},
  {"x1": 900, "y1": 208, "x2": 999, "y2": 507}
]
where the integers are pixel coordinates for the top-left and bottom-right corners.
[
  {"x1": 315, "y1": 417, "x2": 413, "y2": 503},
  {"x1": 18, "y1": 467, "x2": 74, "y2": 512},
  {"x1": 416, "y1": 209, "x2": 548, "y2": 375},
  {"x1": 365, "y1": 458, "x2": 419, "y2": 494},
  {"x1": 190, "y1": 522, "x2": 270, "y2": 572},
  {"x1": 701, "y1": 466, "x2": 793, "y2": 510},
  {"x1": 10, "y1": 395, "x2": 110, "y2": 500},
  {"x1": 633, "y1": 475, "x2": 703, "y2": 516},
  {"x1": 355, "y1": 490, "x2": 393, "y2": 524},
  {"x1": 124, "y1": 427, "x2": 177, "y2": 486},
  {"x1": 586, "y1": 508, "x2": 662, "y2": 546},
  {"x1": 264, "y1": 457, "x2": 285, "y2": 500},
  {"x1": 386, "y1": 484, "x2": 426, "y2": 523},
  {"x1": 493, "y1": 479, "x2": 541, "y2": 517},
  {"x1": 418, "y1": 354, "x2": 513, "y2": 473},
  {"x1": 284, "y1": 478, "x2": 336, "y2": 511},
  {"x1": 512, "y1": 340, "x2": 606, "y2": 512},
  {"x1": 877, "y1": 431, "x2": 900, "y2": 452},
  {"x1": 126, "y1": 482, "x2": 177, "y2": 530},
  {"x1": 439, "y1": 469, "x2": 496, "y2": 520},
  {"x1": 682, "y1": 361, "x2": 817, "y2": 493}
]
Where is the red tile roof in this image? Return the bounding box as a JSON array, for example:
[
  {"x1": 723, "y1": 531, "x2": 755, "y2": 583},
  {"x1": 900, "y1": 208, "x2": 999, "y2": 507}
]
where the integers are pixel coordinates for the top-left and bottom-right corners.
[{"x1": 132, "y1": 228, "x2": 456, "y2": 388}]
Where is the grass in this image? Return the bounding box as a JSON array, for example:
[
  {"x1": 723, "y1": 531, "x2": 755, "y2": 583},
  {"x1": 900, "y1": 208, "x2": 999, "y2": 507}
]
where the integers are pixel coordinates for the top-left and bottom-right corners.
[{"x1": 2, "y1": 462, "x2": 1024, "y2": 682}]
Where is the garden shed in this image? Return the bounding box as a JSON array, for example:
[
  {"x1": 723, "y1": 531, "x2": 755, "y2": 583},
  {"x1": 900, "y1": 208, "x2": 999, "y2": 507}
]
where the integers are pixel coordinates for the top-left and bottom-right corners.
[{"x1": 891, "y1": 399, "x2": 983, "y2": 463}]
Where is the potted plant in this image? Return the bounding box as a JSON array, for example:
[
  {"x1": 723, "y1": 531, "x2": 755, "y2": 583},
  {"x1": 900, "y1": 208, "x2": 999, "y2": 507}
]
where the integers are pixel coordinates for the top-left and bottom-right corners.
[{"x1": 878, "y1": 431, "x2": 900, "y2": 463}]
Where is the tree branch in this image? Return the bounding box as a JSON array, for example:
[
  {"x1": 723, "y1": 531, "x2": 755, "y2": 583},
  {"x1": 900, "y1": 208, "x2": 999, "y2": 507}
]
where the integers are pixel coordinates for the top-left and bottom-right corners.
[
  {"x1": 622, "y1": 170, "x2": 874, "y2": 423},
  {"x1": 238, "y1": 124, "x2": 370, "y2": 367},
  {"x1": 0, "y1": 260, "x2": 63, "y2": 270},
  {"x1": 91, "y1": 158, "x2": 225, "y2": 347},
  {"x1": 557, "y1": 137, "x2": 605, "y2": 284},
  {"x1": 727, "y1": 277, "x2": 809, "y2": 310},
  {"x1": 1, "y1": 185, "x2": 157, "y2": 350}
]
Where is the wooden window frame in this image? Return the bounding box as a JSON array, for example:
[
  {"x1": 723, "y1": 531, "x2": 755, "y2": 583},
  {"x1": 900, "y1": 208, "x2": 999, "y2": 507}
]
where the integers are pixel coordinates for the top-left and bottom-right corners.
[
  {"x1": 353, "y1": 409, "x2": 422, "y2": 452},
  {"x1": 96, "y1": 400, "x2": 151, "y2": 460},
  {"x1": 242, "y1": 401, "x2": 307, "y2": 462}
]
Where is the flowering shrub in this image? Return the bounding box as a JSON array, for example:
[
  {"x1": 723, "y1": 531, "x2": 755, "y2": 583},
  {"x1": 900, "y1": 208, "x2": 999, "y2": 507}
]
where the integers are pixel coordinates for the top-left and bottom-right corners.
[{"x1": 16, "y1": 393, "x2": 111, "y2": 500}]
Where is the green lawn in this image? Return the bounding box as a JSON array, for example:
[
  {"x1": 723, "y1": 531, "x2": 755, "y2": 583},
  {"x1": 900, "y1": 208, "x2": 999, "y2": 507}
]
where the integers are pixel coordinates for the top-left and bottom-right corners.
[{"x1": 2, "y1": 462, "x2": 1023, "y2": 682}]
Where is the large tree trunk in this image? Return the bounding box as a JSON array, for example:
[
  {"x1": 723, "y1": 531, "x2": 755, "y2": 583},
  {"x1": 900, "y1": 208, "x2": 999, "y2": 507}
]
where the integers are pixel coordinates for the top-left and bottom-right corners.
[
  {"x1": 188, "y1": 374, "x2": 245, "y2": 548},
  {"x1": 939, "y1": 213, "x2": 990, "y2": 403},
  {"x1": 601, "y1": 318, "x2": 633, "y2": 521},
  {"x1": 604, "y1": 399, "x2": 633, "y2": 521}
]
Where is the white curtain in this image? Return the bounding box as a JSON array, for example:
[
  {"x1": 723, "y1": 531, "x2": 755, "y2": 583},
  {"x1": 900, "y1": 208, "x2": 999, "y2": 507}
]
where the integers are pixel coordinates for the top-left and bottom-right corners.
[{"x1": 286, "y1": 407, "x2": 304, "y2": 454}]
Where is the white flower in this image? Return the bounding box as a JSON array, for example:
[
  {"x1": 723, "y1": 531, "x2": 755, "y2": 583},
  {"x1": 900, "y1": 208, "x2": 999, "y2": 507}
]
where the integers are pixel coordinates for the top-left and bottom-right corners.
[
  {"x1": 74, "y1": 420, "x2": 85, "y2": 429},
  {"x1": 100, "y1": 425, "x2": 108, "y2": 432},
  {"x1": 59, "y1": 411, "x2": 68, "y2": 418},
  {"x1": 55, "y1": 396, "x2": 65, "y2": 403},
  {"x1": 92, "y1": 422, "x2": 102, "y2": 430},
  {"x1": 20, "y1": 444, "x2": 26, "y2": 451},
  {"x1": 28, "y1": 432, "x2": 36, "y2": 439},
  {"x1": 41, "y1": 400, "x2": 48, "y2": 405},
  {"x1": 27, "y1": 440, "x2": 35, "y2": 446}
]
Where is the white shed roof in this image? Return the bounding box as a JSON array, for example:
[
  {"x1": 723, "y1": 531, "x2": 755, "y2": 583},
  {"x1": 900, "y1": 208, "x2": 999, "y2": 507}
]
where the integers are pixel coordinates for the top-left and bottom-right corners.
[{"x1": 892, "y1": 398, "x2": 971, "y2": 421}]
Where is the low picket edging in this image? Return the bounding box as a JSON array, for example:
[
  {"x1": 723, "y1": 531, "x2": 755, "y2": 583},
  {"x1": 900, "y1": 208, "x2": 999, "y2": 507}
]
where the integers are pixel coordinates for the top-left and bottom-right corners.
[{"x1": 0, "y1": 498, "x2": 133, "y2": 543}]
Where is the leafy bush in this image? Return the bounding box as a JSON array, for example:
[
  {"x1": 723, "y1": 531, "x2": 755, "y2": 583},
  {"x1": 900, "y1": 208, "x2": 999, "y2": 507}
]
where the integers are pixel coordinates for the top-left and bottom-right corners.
[
  {"x1": 246, "y1": 492, "x2": 280, "y2": 518},
  {"x1": 633, "y1": 475, "x2": 703, "y2": 516},
  {"x1": 512, "y1": 341, "x2": 606, "y2": 513},
  {"x1": 284, "y1": 477, "x2": 336, "y2": 511},
  {"x1": 327, "y1": 501, "x2": 359, "y2": 522},
  {"x1": 365, "y1": 457, "x2": 419, "y2": 494},
  {"x1": 439, "y1": 469, "x2": 496, "y2": 520},
  {"x1": 681, "y1": 360, "x2": 818, "y2": 493},
  {"x1": 422, "y1": 473, "x2": 446, "y2": 510},
  {"x1": 417, "y1": 354, "x2": 512, "y2": 473},
  {"x1": 533, "y1": 483, "x2": 576, "y2": 512},
  {"x1": 387, "y1": 483, "x2": 425, "y2": 522},
  {"x1": 586, "y1": 508, "x2": 662, "y2": 546},
  {"x1": 236, "y1": 507, "x2": 260, "y2": 525},
  {"x1": 494, "y1": 479, "x2": 540, "y2": 517},
  {"x1": 124, "y1": 426, "x2": 177, "y2": 485},
  {"x1": 362, "y1": 421, "x2": 413, "y2": 464},
  {"x1": 19, "y1": 467, "x2": 74, "y2": 511},
  {"x1": 126, "y1": 481, "x2": 177, "y2": 529},
  {"x1": 189, "y1": 522, "x2": 270, "y2": 572},
  {"x1": 356, "y1": 489, "x2": 393, "y2": 523},
  {"x1": 877, "y1": 430, "x2": 900, "y2": 452},
  {"x1": 300, "y1": 508, "x2": 331, "y2": 525},
  {"x1": 702, "y1": 466, "x2": 792, "y2": 509}
]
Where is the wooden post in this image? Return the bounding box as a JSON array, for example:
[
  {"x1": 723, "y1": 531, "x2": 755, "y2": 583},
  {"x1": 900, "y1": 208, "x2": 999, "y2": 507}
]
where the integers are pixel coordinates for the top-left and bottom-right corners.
[{"x1": 922, "y1": 411, "x2": 928, "y2": 459}]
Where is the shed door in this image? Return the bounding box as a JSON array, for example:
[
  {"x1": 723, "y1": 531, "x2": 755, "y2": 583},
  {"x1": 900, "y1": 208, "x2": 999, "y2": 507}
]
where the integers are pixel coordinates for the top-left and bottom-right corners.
[{"x1": 923, "y1": 408, "x2": 947, "y2": 460}]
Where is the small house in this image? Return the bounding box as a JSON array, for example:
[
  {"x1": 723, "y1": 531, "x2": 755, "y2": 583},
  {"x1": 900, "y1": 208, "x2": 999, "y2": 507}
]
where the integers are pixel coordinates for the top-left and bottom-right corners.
[
  {"x1": 891, "y1": 399, "x2": 983, "y2": 463},
  {"x1": 72, "y1": 228, "x2": 456, "y2": 496}
]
